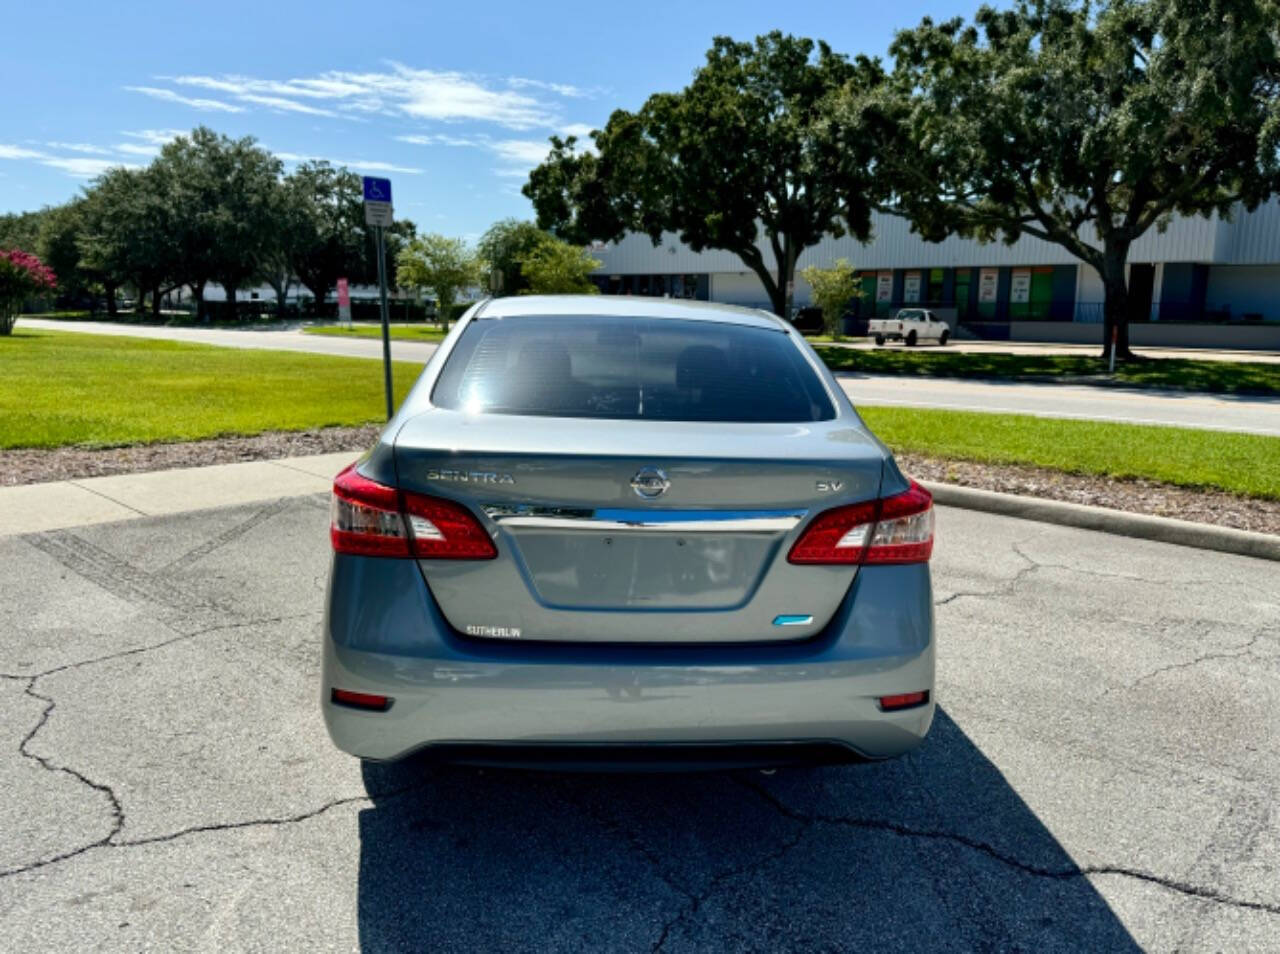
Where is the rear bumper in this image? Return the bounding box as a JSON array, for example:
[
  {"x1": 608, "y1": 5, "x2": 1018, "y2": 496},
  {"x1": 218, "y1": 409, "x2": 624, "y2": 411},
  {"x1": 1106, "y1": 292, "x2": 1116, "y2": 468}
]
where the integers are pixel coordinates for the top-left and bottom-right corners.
[{"x1": 321, "y1": 556, "x2": 935, "y2": 763}]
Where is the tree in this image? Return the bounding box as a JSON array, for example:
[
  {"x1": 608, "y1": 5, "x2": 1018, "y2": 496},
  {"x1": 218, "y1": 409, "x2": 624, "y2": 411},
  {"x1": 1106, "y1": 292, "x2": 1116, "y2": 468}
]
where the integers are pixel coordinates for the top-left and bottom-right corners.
[
  {"x1": 286, "y1": 162, "x2": 366, "y2": 316},
  {"x1": 0, "y1": 211, "x2": 49, "y2": 254},
  {"x1": 155, "y1": 128, "x2": 284, "y2": 318},
  {"x1": 478, "y1": 219, "x2": 547, "y2": 295},
  {"x1": 0, "y1": 249, "x2": 56, "y2": 335},
  {"x1": 396, "y1": 234, "x2": 484, "y2": 330},
  {"x1": 524, "y1": 32, "x2": 885, "y2": 316},
  {"x1": 800, "y1": 258, "x2": 860, "y2": 339},
  {"x1": 37, "y1": 200, "x2": 96, "y2": 306},
  {"x1": 359, "y1": 218, "x2": 416, "y2": 293},
  {"x1": 874, "y1": 0, "x2": 1280, "y2": 359},
  {"x1": 79, "y1": 166, "x2": 181, "y2": 319},
  {"x1": 256, "y1": 174, "x2": 306, "y2": 319},
  {"x1": 518, "y1": 235, "x2": 601, "y2": 294}
]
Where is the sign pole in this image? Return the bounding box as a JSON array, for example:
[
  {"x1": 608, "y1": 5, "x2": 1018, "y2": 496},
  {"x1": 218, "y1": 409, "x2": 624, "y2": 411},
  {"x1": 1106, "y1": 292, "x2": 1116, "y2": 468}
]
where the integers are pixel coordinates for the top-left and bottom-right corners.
[
  {"x1": 362, "y1": 175, "x2": 395, "y2": 421},
  {"x1": 375, "y1": 224, "x2": 393, "y2": 420}
]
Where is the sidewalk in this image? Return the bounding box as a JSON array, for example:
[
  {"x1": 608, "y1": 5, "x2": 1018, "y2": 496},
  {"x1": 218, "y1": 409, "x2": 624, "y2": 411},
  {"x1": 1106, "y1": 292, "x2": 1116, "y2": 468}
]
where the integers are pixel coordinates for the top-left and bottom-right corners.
[{"x1": 0, "y1": 451, "x2": 358, "y2": 536}]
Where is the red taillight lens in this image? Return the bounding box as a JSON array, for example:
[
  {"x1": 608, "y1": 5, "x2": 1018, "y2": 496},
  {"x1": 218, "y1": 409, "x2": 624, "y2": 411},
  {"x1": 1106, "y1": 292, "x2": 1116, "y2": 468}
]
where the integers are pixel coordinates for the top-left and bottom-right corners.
[
  {"x1": 788, "y1": 480, "x2": 934, "y2": 566},
  {"x1": 402, "y1": 491, "x2": 498, "y2": 560},
  {"x1": 331, "y1": 688, "x2": 392, "y2": 711},
  {"x1": 331, "y1": 465, "x2": 409, "y2": 557},
  {"x1": 879, "y1": 691, "x2": 929, "y2": 711},
  {"x1": 865, "y1": 481, "x2": 934, "y2": 564},
  {"x1": 787, "y1": 500, "x2": 878, "y2": 564},
  {"x1": 330, "y1": 464, "x2": 496, "y2": 560}
]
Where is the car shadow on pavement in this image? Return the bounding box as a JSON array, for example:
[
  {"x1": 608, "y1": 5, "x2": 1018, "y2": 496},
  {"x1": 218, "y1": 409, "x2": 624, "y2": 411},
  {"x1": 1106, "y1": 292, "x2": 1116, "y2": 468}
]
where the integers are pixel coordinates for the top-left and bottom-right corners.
[{"x1": 355, "y1": 708, "x2": 1139, "y2": 952}]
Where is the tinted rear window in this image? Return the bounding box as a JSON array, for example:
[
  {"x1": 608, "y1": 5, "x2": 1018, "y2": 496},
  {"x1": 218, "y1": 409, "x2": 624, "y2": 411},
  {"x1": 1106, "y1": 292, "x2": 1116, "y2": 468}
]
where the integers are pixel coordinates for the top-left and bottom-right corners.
[{"x1": 432, "y1": 315, "x2": 835, "y2": 422}]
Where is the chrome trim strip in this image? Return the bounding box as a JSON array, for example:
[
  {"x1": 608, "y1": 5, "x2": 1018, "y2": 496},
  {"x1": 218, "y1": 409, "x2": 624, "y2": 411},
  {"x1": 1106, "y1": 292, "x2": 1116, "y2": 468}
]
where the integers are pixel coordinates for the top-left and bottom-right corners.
[{"x1": 483, "y1": 505, "x2": 806, "y2": 534}]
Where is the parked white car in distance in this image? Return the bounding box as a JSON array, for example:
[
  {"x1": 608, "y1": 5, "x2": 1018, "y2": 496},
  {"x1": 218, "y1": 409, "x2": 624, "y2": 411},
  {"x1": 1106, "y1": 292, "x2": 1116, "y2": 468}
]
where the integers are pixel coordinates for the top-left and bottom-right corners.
[{"x1": 868, "y1": 309, "x2": 951, "y2": 346}]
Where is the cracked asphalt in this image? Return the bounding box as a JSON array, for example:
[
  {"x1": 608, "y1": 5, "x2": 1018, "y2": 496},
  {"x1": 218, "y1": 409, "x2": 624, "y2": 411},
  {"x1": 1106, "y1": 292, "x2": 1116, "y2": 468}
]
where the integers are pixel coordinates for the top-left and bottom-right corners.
[{"x1": 1, "y1": 497, "x2": 1277, "y2": 951}]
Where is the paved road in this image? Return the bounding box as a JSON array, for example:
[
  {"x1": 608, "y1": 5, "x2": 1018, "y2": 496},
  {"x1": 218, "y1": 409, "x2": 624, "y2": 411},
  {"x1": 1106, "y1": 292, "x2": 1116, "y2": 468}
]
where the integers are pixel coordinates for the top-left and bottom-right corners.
[
  {"x1": 837, "y1": 374, "x2": 1280, "y2": 436},
  {"x1": 21, "y1": 317, "x2": 1280, "y2": 365},
  {"x1": 19, "y1": 318, "x2": 1280, "y2": 435},
  {"x1": 2, "y1": 500, "x2": 1277, "y2": 951},
  {"x1": 836, "y1": 338, "x2": 1280, "y2": 364},
  {"x1": 17, "y1": 317, "x2": 445, "y2": 364}
]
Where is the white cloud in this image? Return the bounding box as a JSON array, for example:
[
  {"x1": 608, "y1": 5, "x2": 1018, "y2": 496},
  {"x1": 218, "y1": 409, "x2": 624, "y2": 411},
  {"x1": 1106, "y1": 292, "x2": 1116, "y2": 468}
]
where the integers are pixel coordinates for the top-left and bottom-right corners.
[
  {"x1": 273, "y1": 151, "x2": 424, "y2": 175},
  {"x1": 160, "y1": 65, "x2": 590, "y2": 130},
  {"x1": 125, "y1": 86, "x2": 244, "y2": 112},
  {"x1": 396, "y1": 133, "x2": 482, "y2": 147},
  {"x1": 396, "y1": 131, "x2": 572, "y2": 179},
  {"x1": 505, "y1": 76, "x2": 597, "y2": 99},
  {"x1": 122, "y1": 129, "x2": 187, "y2": 145},
  {"x1": 344, "y1": 65, "x2": 554, "y2": 128},
  {"x1": 45, "y1": 141, "x2": 113, "y2": 155},
  {"x1": 41, "y1": 156, "x2": 135, "y2": 177},
  {"x1": 489, "y1": 139, "x2": 556, "y2": 166},
  {"x1": 114, "y1": 142, "x2": 163, "y2": 157},
  {"x1": 2, "y1": 142, "x2": 143, "y2": 177},
  {"x1": 0, "y1": 145, "x2": 47, "y2": 160},
  {"x1": 235, "y1": 93, "x2": 342, "y2": 117},
  {"x1": 560, "y1": 123, "x2": 597, "y2": 140}
]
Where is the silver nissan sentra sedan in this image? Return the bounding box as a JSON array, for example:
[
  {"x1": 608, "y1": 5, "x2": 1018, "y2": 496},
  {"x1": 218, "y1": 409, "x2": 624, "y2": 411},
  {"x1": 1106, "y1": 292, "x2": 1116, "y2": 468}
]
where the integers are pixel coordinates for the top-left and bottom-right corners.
[{"x1": 322, "y1": 295, "x2": 935, "y2": 768}]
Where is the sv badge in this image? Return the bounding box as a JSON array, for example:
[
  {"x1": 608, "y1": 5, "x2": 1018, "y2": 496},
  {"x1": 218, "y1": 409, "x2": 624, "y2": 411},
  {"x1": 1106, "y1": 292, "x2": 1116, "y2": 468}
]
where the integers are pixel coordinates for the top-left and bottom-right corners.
[{"x1": 816, "y1": 480, "x2": 844, "y2": 493}]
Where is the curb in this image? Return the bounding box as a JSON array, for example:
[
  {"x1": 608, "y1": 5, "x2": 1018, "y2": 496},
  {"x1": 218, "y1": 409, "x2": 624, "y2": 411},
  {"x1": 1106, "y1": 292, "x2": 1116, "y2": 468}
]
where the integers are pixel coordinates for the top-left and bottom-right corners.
[{"x1": 921, "y1": 481, "x2": 1280, "y2": 563}]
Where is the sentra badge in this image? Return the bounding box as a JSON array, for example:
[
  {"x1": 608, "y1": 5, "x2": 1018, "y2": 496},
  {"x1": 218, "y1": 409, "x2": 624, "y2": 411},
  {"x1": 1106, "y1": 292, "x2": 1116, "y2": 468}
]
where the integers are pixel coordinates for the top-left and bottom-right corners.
[{"x1": 426, "y1": 469, "x2": 515, "y2": 485}]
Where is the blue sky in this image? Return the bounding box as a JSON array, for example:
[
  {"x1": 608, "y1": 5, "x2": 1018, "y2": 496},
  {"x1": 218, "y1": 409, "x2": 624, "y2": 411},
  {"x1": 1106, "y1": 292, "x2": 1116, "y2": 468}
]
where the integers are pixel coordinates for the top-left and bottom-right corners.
[{"x1": 2, "y1": 0, "x2": 972, "y2": 239}]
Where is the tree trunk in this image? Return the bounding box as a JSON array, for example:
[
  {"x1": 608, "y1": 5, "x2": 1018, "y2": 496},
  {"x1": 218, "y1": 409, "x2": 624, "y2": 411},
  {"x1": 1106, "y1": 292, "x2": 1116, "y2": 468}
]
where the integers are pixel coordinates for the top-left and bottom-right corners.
[
  {"x1": 1098, "y1": 243, "x2": 1136, "y2": 361},
  {"x1": 105, "y1": 281, "x2": 118, "y2": 318},
  {"x1": 189, "y1": 283, "x2": 206, "y2": 324},
  {"x1": 150, "y1": 283, "x2": 162, "y2": 320},
  {"x1": 223, "y1": 283, "x2": 237, "y2": 322},
  {"x1": 780, "y1": 235, "x2": 797, "y2": 320},
  {"x1": 272, "y1": 279, "x2": 291, "y2": 319}
]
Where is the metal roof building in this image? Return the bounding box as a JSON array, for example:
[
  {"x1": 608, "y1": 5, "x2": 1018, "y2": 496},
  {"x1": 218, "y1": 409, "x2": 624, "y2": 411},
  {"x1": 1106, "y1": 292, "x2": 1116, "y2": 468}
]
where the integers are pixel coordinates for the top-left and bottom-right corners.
[{"x1": 588, "y1": 200, "x2": 1280, "y2": 348}]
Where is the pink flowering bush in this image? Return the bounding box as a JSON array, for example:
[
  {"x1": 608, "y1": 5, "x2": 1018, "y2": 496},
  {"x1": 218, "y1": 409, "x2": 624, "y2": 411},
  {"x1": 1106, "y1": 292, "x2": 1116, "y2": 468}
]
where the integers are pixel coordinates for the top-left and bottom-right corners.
[{"x1": 0, "y1": 249, "x2": 57, "y2": 335}]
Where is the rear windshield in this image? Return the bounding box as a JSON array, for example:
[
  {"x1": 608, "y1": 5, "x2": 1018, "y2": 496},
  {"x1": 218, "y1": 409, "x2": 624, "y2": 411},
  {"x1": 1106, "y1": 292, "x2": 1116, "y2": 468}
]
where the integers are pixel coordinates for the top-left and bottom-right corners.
[{"x1": 432, "y1": 315, "x2": 836, "y2": 422}]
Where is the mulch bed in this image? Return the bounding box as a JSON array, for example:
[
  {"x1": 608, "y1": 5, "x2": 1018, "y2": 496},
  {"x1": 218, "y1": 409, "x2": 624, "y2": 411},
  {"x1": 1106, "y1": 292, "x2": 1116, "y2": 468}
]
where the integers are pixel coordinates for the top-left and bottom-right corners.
[
  {"x1": 2, "y1": 427, "x2": 1276, "y2": 537},
  {"x1": 896, "y1": 453, "x2": 1280, "y2": 536},
  {"x1": 0, "y1": 426, "x2": 380, "y2": 487}
]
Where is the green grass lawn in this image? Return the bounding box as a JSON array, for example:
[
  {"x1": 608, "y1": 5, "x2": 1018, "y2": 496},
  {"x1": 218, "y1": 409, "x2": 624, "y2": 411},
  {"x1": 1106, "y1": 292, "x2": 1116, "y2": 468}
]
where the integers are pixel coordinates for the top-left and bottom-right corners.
[
  {"x1": 303, "y1": 323, "x2": 448, "y2": 341},
  {"x1": 0, "y1": 330, "x2": 421, "y2": 449},
  {"x1": 815, "y1": 346, "x2": 1280, "y2": 397},
  {"x1": 3, "y1": 329, "x2": 1275, "y2": 500},
  {"x1": 860, "y1": 406, "x2": 1280, "y2": 500}
]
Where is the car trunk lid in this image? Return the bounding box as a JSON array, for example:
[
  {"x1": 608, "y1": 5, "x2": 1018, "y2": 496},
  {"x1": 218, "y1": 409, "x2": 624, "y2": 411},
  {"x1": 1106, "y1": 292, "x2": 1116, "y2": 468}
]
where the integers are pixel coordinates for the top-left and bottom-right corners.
[{"x1": 394, "y1": 411, "x2": 885, "y2": 644}]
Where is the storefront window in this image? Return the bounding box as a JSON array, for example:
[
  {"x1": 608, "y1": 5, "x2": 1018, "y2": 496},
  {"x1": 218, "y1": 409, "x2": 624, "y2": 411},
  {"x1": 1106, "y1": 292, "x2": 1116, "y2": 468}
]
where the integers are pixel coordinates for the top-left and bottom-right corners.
[{"x1": 928, "y1": 268, "x2": 945, "y2": 302}]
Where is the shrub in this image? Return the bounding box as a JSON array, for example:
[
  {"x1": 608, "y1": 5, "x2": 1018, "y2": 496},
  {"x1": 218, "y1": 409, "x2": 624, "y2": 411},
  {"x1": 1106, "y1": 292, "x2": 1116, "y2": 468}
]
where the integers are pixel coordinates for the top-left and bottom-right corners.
[
  {"x1": 0, "y1": 249, "x2": 57, "y2": 335},
  {"x1": 800, "y1": 259, "x2": 860, "y2": 341}
]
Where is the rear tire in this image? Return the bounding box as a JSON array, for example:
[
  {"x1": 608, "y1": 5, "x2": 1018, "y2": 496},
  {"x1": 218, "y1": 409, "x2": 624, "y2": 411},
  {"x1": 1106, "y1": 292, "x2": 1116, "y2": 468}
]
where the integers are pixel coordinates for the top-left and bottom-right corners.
[
  {"x1": 874, "y1": 334, "x2": 885, "y2": 346},
  {"x1": 939, "y1": 330, "x2": 950, "y2": 346},
  {"x1": 906, "y1": 330, "x2": 918, "y2": 346}
]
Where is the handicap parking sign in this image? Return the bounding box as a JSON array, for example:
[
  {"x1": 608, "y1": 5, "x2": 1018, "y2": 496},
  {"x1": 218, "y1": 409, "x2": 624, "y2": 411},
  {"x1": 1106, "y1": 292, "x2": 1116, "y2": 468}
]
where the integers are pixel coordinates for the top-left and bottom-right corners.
[{"x1": 362, "y1": 177, "x2": 392, "y2": 203}]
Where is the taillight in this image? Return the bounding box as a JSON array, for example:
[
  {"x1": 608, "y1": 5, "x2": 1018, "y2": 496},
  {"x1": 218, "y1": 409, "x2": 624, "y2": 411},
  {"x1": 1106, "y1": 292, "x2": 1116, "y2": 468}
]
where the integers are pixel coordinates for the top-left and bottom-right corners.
[
  {"x1": 331, "y1": 688, "x2": 392, "y2": 711},
  {"x1": 401, "y1": 492, "x2": 499, "y2": 559},
  {"x1": 879, "y1": 691, "x2": 929, "y2": 711},
  {"x1": 330, "y1": 463, "x2": 496, "y2": 560},
  {"x1": 331, "y1": 466, "x2": 409, "y2": 557},
  {"x1": 788, "y1": 480, "x2": 933, "y2": 566}
]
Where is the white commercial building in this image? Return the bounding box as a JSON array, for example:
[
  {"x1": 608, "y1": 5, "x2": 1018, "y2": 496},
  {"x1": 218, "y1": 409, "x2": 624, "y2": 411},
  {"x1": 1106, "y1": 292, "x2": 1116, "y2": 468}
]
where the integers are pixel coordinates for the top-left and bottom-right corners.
[{"x1": 587, "y1": 200, "x2": 1280, "y2": 349}]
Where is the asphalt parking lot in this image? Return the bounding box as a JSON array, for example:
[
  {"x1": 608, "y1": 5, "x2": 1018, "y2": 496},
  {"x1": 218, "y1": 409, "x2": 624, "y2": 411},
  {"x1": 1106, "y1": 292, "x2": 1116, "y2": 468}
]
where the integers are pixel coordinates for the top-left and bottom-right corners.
[{"x1": 1, "y1": 498, "x2": 1277, "y2": 951}]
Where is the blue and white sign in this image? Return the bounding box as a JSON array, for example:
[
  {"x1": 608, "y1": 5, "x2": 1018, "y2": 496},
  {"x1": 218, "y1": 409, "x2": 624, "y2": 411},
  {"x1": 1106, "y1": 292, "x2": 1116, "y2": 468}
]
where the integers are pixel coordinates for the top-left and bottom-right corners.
[
  {"x1": 362, "y1": 176, "x2": 394, "y2": 227},
  {"x1": 362, "y1": 177, "x2": 392, "y2": 203}
]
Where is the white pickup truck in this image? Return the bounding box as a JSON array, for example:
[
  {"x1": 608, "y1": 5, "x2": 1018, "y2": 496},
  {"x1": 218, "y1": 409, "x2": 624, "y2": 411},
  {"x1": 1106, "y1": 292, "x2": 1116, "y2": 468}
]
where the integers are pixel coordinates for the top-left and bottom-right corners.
[{"x1": 868, "y1": 309, "x2": 951, "y2": 346}]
